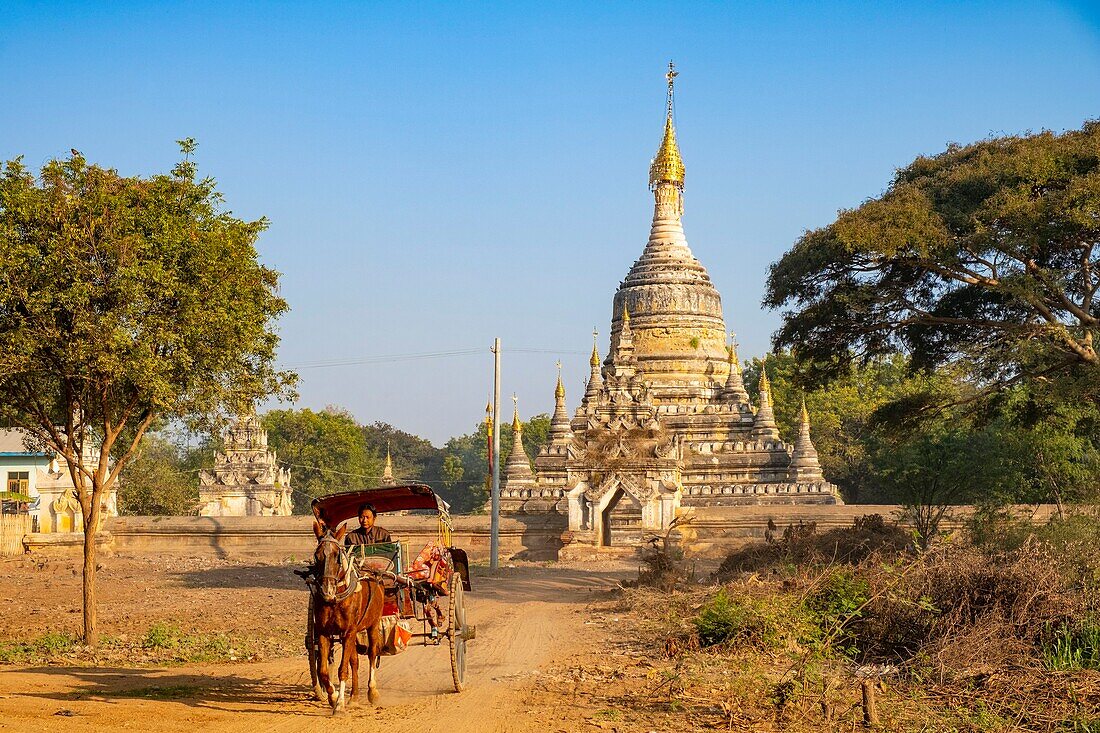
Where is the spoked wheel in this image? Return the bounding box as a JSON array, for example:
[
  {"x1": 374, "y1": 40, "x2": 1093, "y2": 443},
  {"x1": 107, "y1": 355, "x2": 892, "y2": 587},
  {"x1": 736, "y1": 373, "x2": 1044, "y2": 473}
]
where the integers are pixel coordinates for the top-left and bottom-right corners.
[
  {"x1": 448, "y1": 570, "x2": 470, "y2": 692},
  {"x1": 306, "y1": 593, "x2": 323, "y2": 700}
]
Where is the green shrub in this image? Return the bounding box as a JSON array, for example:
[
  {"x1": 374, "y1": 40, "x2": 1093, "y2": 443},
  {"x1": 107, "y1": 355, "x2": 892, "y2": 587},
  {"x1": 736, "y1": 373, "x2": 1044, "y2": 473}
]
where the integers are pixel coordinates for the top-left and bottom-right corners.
[
  {"x1": 1044, "y1": 623, "x2": 1100, "y2": 671},
  {"x1": 694, "y1": 590, "x2": 742, "y2": 647},
  {"x1": 806, "y1": 570, "x2": 870, "y2": 656},
  {"x1": 0, "y1": 631, "x2": 78, "y2": 663},
  {"x1": 143, "y1": 622, "x2": 182, "y2": 650},
  {"x1": 692, "y1": 589, "x2": 802, "y2": 649}
]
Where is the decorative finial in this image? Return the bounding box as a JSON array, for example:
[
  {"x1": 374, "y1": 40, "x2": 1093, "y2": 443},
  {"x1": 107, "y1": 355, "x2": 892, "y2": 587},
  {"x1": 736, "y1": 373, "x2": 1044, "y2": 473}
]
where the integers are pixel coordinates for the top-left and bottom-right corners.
[
  {"x1": 590, "y1": 329, "x2": 600, "y2": 367},
  {"x1": 622, "y1": 304, "x2": 630, "y2": 324},
  {"x1": 555, "y1": 361, "x2": 565, "y2": 399},
  {"x1": 801, "y1": 397, "x2": 810, "y2": 425},
  {"x1": 666, "y1": 60, "x2": 678, "y2": 120},
  {"x1": 650, "y1": 63, "x2": 685, "y2": 190},
  {"x1": 511, "y1": 393, "x2": 522, "y2": 432},
  {"x1": 759, "y1": 358, "x2": 771, "y2": 392}
]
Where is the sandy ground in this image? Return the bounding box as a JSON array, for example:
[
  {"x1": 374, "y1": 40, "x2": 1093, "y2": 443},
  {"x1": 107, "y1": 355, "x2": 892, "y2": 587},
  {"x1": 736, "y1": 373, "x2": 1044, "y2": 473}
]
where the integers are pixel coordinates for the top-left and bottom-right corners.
[{"x1": 0, "y1": 555, "x2": 635, "y2": 733}]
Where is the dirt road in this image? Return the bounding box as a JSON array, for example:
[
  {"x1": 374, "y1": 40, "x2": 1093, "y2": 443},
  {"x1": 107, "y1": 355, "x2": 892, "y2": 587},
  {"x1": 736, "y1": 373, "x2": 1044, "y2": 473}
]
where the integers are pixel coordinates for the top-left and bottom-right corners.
[{"x1": 0, "y1": 563, "x2": 628, "y2": 733}]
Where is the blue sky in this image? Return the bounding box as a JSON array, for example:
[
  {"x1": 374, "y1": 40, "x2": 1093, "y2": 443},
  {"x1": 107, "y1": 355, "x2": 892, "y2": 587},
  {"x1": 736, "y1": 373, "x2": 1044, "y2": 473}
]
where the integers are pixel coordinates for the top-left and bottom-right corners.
[{"x1": 2, "y1": 2, "x2": 1098, "y2": 444}]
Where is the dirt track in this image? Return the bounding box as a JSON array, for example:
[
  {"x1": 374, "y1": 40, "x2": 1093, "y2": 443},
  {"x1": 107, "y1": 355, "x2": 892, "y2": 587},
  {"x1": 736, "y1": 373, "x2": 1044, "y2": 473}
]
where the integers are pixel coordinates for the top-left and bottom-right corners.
[{"x1": 0, "y1": 561, "x2": 630, "y2": 733}]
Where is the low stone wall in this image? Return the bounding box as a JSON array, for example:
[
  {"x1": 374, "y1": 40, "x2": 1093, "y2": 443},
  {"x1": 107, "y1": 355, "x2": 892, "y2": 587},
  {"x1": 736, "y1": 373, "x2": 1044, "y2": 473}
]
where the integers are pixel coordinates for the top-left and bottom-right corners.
[
  {"x1": 677, "y1": 503, "x2": 1061, "y2": 558},
  {"x1": 24, "y1": 513, "x2": 568, "y2": 562},
  {"x1": 20, "y1": 505, "x2": 1061, "y2": 561}
]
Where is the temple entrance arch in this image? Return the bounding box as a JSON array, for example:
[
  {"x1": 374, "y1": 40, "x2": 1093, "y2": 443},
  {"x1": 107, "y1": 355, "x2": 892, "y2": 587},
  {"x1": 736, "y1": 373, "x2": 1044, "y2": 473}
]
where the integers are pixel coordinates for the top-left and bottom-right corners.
[{"x1": 600, "y1": 485, "x2": 643, "y2": 546}]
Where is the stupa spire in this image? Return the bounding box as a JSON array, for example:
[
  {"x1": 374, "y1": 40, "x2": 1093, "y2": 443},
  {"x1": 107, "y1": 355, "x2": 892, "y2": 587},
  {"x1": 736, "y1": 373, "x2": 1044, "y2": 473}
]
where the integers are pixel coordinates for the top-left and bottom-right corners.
[
  {"x1": 644, "y1": 61, "x2": 691, "y2": 259},
  {"x1": 721, "y1": 333, "x2": 750, "y2": 404},
  {"x1": 752, "y1": 358, "x2": 780, "y2": 441},
  {"x1": 549, "y1": 361, "x2": 572, "y2": 445},
  {"x1": 381, "y1": 442, "x2": 396, "y2": 485},
  {"x1": 504, "y1": 395, "x2": 535, "y2": 484},
  {"x1": 583, "y1": 329, "x2": 603, "y2": 407},
  {"x1": 790, "y1": 397, "x2": 823, "y2": 481}
]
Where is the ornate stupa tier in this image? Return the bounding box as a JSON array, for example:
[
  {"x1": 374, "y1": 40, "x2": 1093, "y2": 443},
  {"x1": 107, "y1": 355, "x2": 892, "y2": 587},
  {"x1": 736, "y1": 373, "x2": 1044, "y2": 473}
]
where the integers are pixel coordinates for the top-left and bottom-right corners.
[{"x1": 608, "y1": 63, "x2": 729, "y2": 401}]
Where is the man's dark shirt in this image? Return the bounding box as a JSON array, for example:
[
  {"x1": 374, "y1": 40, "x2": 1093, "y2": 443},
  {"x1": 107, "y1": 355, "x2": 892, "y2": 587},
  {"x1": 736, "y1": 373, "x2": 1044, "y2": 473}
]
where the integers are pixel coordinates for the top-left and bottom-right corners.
[{"x1": 345, "y1": 525, "x2": 393, "y2": 546}]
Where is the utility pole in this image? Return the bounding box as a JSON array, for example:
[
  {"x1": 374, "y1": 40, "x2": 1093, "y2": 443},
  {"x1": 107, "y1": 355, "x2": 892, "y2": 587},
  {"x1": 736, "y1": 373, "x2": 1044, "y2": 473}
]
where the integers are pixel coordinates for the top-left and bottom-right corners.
[{"x1": 490, "y1": 338, "x2": 501, "y2": 570}]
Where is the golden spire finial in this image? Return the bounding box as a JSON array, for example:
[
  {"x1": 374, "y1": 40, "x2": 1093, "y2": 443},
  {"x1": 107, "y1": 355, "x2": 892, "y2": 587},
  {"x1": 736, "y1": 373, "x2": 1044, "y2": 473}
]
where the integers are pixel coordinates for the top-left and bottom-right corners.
[
  {"x1": 590, "y1": 328, "x2": 600, "y2": 367},
  {"x1": 511, "y1": 393, "x2": 522, "y2": 432},
  {"x1": 555, "y1": 361, "x2": 565, "y2": 399},
  {"x1": 759, "y1": 358, "x2": 771, "y2": 392},
  {"x1": 650, "y1": 61, "x2": 685, "y2": 190},
  {"x1": 382, "y1": 441, "x2": 394, "y2": 482},
  {"x1": 800, "y1": 396, "x2": 810, "y2": 425},
  {"x1": 622, "y1": 304, "x2": 631, "y2": 324}
]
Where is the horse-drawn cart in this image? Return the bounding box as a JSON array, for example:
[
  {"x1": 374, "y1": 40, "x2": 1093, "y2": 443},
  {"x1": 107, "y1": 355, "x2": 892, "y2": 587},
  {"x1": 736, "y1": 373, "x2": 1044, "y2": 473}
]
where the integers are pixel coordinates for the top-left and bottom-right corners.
[{"x1": 303, "y1": 483, "x2": 475, "y2": 703}]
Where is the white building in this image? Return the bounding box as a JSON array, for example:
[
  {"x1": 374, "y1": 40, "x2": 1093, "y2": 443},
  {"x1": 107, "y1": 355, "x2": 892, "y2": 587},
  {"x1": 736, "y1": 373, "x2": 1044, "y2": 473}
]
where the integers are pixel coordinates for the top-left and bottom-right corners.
[{"x1": 0, "y1": 429, "x2": 117, "y2": 533}]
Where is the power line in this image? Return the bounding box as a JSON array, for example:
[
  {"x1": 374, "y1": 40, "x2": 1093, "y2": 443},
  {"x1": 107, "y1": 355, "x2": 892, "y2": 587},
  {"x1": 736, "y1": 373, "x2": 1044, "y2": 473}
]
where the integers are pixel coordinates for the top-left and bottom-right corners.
[{"x1": 281, "y1": 346, "x2": 586, "y2": 370}]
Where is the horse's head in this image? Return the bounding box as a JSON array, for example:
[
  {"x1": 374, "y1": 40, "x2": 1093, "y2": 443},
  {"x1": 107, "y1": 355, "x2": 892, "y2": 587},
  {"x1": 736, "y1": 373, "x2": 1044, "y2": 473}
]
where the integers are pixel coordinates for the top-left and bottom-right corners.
[{"x1": 313, "y1": 520, "x2": 349, "y2": 602}]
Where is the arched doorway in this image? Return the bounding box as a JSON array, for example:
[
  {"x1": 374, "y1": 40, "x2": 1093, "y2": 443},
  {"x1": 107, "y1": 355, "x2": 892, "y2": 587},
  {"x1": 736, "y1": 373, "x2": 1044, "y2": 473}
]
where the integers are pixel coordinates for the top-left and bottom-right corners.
[{"x1": 601, "y1": 486, "x2": 643, "y2": 546}]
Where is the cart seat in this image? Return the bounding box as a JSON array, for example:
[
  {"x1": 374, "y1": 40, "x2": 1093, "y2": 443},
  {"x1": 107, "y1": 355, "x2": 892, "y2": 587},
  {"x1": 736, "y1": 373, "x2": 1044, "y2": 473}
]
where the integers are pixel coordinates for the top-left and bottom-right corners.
[{"x1": 349, "y1": 541, "x2": 402, "y2": 574}]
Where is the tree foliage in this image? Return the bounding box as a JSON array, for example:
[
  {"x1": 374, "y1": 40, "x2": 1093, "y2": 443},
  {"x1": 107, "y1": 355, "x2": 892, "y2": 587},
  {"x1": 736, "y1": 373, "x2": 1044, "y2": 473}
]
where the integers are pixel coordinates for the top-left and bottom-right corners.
[
  {"x1": 441, "y1": 413, "x2": 551, "y2": 514},
  {"x1": 766, "y1": 123, "x2": 1100, "y2": 395},
  {"x1": 262, "y1": 407, "x2": 379, "y2": 512},
  {"x1": 749, "y1": 351, "x2": 1100, "y2": 516},
  {"x1": 0, "y1": 143, "x2": 294, "y2": 642},
  {"x1": 361, "y1": 421, "x2": 444, "y2": 488},
  {"x1": 116, "y1": 433, "x2": 206, "y2": 516}
]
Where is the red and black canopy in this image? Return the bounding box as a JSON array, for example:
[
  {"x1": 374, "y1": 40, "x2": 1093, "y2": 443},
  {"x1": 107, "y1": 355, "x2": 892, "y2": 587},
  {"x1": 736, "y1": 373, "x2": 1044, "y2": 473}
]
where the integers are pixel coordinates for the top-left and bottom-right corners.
[{"x1": 310, "y1": 483, "x2": 444, "y2": 527}]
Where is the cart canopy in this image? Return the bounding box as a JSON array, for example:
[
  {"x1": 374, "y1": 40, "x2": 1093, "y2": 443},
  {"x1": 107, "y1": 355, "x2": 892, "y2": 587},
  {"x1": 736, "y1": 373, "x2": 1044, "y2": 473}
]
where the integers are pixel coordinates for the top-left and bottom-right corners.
[{"x1": 311, "y1": 484, "x2": 444, "y2": 527}]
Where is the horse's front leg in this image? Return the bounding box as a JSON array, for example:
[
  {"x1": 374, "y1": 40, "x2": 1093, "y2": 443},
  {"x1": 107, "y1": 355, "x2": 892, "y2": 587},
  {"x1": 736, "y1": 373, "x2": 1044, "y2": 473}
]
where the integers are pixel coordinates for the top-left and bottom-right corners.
[
  {"x1": 366, "y1": 622, "x2": 383, "y2": 704},
  {"x1": 318, "y1": 634, "x2": 336, "y2": 710},
  {"x1": 349, "y1": 638, "x2": 360, "y2": 706},
  {"x1": 334, "y1": 631, "x2": 355, "y2": 714}
]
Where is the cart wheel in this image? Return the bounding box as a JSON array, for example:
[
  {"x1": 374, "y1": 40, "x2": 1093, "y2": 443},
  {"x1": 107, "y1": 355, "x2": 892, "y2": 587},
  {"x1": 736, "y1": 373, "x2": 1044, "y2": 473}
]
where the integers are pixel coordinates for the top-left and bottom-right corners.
[
  {"x1": 306, "y1": 593, "x2": 324, "y2": 701},
  {"x1": 448, "y1": 571, "x2": 467, "y2": 692}
]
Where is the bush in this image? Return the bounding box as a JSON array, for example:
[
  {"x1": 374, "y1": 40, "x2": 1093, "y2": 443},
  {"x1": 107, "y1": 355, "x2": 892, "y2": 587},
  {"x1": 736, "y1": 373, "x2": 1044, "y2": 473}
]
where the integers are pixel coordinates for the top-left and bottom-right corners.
[
  {"x1": 805, "y1": 570, "x2": 871, "y2": 656},
  {"x1": 143, "y1": 622, "x2": 182, "y2": 650},
  {"x1": 692, "y1": 590, "x2": 796, "y2": 649},
  {"x1": 1043, "y1": 622, "x2": 1100, "y2": 671},
  {"x1": 0, "y1": 631, "x2": 78, "y2": 663},
  {"x1": 715, "y1": 514, "x2": 911, "y2": 579}
]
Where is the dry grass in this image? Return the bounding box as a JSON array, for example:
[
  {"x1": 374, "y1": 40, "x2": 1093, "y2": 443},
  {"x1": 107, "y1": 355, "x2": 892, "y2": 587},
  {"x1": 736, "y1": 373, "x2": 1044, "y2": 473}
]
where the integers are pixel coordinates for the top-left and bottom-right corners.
[{"x1": 559, "y1": 516, "x2": 1100, "y2": 732}]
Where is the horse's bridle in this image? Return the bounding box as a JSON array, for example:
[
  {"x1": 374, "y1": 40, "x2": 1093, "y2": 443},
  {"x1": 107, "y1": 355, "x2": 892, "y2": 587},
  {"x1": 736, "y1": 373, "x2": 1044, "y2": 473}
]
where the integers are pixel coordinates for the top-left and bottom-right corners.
[{"x1": 315, "y1": 533, "x2": 360, "y2": 602}]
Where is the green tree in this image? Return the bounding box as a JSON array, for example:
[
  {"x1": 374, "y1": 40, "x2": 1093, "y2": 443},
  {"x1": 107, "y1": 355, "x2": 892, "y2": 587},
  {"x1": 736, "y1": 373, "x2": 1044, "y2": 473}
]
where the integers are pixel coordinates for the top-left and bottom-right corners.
[
  {"x1": 117, "y1": 433, "x2": 201, "y2": 515},
  {"x1": 361, "y1": 421, "x2": 444, "y2": 486},
  {"x1": 743, "y1": 352, "x2": 958, "y2": 502},
  {"x1": 0, "y1": 143, "x2": 294, "y2": 643},
  {"x1": 440, "y1": 454, "x2": 465, "y2": 489},
  {"x1": 262, "y1": 407, "x2": 379, "y2": 512},
  {"x1": 440, "y1": 413, "x2": 551, "y2": 514},
  {"x1": 868, "y1": 423, "x2": 1024, "y2": 546},
  {"x1": 765, "y1": 123, "x2": 1100, "y2": 396}
]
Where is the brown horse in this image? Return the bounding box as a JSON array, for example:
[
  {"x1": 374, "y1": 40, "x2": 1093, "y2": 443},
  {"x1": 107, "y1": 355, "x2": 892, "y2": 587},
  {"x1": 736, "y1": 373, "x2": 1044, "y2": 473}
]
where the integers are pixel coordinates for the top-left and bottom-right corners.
[{"x1": 310, "y1": 521, "x2": 385, "y2": 713}]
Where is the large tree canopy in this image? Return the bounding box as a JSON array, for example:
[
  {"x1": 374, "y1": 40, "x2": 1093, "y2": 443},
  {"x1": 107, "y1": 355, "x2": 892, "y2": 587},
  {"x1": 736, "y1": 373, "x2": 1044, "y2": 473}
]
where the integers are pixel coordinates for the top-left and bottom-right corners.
[
  {"x1": 766, "y1": 122, "x2": 1100, "y2": 394},
  {"x1": 0, "y1": 142, "x2": 294, "y2": 642}
]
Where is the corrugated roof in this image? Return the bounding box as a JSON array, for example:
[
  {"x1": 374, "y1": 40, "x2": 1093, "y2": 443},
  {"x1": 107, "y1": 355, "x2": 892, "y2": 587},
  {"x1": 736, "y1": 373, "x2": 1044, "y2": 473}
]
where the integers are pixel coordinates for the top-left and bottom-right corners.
[{"x1": 0, "y1": 429, "x2": 48, "y2": 455}]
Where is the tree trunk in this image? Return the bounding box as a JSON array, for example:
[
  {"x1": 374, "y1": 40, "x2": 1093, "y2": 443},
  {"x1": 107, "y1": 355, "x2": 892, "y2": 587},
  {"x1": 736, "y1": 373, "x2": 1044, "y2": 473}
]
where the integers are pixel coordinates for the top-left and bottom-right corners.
[
  {"x1": 82, "y1": 518, "x2": 97, "y2": 645},
  {"x1": 82, "y1": 486, "x2": 102, "y2": 646}
]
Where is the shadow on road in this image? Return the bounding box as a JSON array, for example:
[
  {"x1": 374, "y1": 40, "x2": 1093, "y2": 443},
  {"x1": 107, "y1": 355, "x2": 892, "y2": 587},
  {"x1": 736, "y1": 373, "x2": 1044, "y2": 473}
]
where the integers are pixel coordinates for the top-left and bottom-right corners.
[
  {"x1": 177, "y1": 564, "x2": 306, "y2": 591},
  {"x1": 469, "y1": 565, "x2": 629, "y2": 604},
  {"x1": 14, "y1": 665, "x2": 329, "y2": 716}
]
